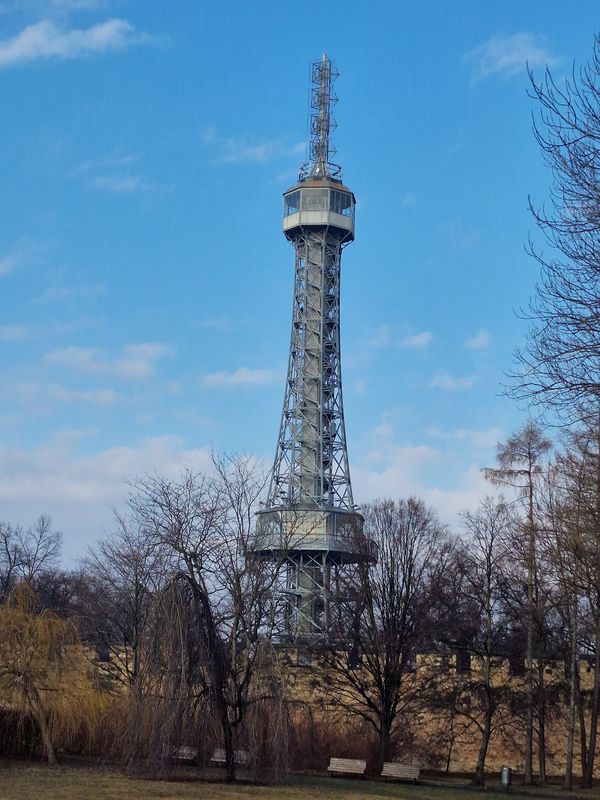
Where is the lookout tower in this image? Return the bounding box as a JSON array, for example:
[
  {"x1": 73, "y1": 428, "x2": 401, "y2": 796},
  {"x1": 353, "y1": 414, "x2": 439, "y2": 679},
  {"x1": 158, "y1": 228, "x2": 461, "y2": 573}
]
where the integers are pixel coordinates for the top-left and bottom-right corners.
[{"x1": 250, "y1": 55, "x2": 376, "y2": 641}]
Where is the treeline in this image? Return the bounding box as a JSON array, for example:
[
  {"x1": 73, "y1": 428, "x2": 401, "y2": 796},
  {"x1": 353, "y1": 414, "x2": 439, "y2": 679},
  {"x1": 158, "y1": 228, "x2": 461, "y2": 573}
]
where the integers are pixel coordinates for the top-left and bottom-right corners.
[
  {"x1": 1, "y1": 426, "x2": 600, "y2": 787},
  {"x1": 0, "y1": 456, "x2": 290, "y2": 783}
]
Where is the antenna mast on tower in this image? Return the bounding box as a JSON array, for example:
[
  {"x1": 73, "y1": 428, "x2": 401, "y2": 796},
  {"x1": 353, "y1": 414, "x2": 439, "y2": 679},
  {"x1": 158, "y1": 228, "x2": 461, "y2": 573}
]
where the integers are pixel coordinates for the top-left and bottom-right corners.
[{"x1": 301, "y1": 53, "x2": 341, "y2": 180}]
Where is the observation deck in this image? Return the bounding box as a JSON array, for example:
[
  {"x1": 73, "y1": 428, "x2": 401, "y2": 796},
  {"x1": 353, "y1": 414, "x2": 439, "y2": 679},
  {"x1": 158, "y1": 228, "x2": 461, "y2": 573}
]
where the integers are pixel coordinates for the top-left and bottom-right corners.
[
  {"x1": 252, "y1": 507, "x2": 377, "y2": 564},
  {"x1": 283, "y1": 178, "x2": 355, "y2": 242}
]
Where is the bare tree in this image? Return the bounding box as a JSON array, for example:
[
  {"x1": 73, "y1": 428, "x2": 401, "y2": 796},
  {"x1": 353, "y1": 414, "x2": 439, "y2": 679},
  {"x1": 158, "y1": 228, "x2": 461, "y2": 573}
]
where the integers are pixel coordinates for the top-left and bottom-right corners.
[
  {"x1": 321, "y1": 497, "x2": 448, "y2": 772},
  {"x1": 552, "y1": 421, "x2": 600, "y2": 787},
  {"x1": 484, "y1": 420, "x2": 551, "y2": 784},
  {"x1": 83, "y1": 515, "x2": 169, "y2": 691},
  {"x1": 427, "y1": 497, "x2": 515, "y2": 787},
  {"x1": 461, "y1": 498, "x2": 514, "y2": 786},
  {"x1": 0, "y1": 516, "x2": 61, "y2": 600},
  {"x1": 32, "y1": 569, "x2": 88, "y2": 619},
  {"x1": 540, "y1": 457, "x2": 583, "y2": 789},
  {"x1": 141, "y1": 576, "x2": 211, "y2": 775},
  {"x1": 512, "y1": 37, "x2": 600, "y2": 421},
  {"x1": 17, "y1": 515, "x2": 61, "y2": 585},
  {"x1": 0, "y1": 521, "x2": 21, "y2": 599},
  {"x1": 127, "y1": 455, "x2": 289, "y2": 781}
]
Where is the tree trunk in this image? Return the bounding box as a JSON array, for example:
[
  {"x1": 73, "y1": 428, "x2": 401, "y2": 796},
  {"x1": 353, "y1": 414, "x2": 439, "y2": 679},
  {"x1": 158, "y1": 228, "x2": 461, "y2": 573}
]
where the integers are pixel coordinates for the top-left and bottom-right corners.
[
  {"x1": 473, "y1": 709, "x2": 492, "y2": 787},
  {"x1": 25, "y1": 682, "x2": 56, "y2": 765},
  {"x1": 187, "y1": 576, "x2": 236, "y2": 782},
  {"x1": 37, "y1": 713, "x2": 57, "y2": 765},
  {"x1": 583, "y1": 613, "x2": 600, "y2": 788},
  {"x1": 222, "y1": 712, "x2": 235, "y2": 783},
  {"x1": 576, "y1": 667, "x2": 587, "y2": 780},
  {"x1": 565, "y1": 598, "x2": 578, "y2": 791},
  {"x1": 445, "y1": 709, "x2": 456, "y2": 774},
  {"x1": 376, "y1": 713, "x2": 391, "y2": 774},
  {"x1": 538, "y1": 662, "x2": 546, "y2": 784},
  {"x1": 525, "y1": 484, "x2": 535, "y2": 784}
]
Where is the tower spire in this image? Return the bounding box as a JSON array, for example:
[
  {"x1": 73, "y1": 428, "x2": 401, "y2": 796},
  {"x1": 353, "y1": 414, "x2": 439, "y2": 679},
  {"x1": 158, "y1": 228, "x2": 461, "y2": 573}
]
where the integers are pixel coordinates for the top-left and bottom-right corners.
[{"x1": 301, "y1": 53, "x2": 341, "y2": 181}]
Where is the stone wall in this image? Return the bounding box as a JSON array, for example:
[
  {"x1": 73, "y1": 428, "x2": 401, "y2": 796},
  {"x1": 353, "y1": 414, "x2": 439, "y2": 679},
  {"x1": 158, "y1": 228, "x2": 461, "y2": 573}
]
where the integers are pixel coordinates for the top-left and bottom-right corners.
[{"x1": 281, "y1": 648, "x2": 593, "y2": 777}]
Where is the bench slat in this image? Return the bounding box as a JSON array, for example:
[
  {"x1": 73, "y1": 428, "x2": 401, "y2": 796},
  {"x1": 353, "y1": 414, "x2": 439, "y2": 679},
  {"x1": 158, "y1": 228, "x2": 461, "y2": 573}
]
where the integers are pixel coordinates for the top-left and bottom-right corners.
[
  {"x1": 328, "y1": 757, "x2": 366, "y2": 775},
  {"x1": 210, "y1": 748, "x2": 249, "y2": 766},
  {"x1": 172, "y1": 746, "x2": 198, "y2": 762},
  {"x1": 381, "y1": 762, "x2": 420, "y2": 781}
]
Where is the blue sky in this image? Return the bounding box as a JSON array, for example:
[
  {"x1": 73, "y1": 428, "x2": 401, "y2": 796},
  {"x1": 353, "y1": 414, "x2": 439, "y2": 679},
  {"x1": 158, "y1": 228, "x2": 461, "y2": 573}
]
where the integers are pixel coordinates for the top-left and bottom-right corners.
[{"x1": 0, "y1": 0, "x2": 597, "y2": 561}]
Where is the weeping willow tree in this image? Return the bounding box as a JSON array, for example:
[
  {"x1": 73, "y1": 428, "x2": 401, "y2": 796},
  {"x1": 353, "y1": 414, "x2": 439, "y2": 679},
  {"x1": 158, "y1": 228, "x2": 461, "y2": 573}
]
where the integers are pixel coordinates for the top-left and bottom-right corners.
[
  {"x1": 126, "y1": 455, "x2": 291, "y2": 782},
  {"x1": 0, "y1": 584, "x2": 105, "y2": 763},
  {"x1": 118, "y1": 572, "x2": 289, "y2": 783}
]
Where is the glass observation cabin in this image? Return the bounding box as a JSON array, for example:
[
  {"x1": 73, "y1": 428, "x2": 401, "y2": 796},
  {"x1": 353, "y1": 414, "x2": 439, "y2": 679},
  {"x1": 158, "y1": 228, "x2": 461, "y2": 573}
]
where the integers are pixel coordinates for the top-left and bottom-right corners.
[{"x1": 283, "y1": 181, "x2": 355, "y2": 242}]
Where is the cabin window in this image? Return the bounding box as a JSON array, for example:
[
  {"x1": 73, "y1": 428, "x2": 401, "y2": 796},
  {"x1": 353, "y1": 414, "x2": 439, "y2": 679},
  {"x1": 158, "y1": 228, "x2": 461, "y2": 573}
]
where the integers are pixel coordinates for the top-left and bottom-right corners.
[
  {"x1": 301, "y1": 188, "x2": 328, "y2": 212},
  {"x1": 284, "y1": 191, "x2": 300, "y2": 216},
  {"x1": 330, "y1": 189, "x2": 353, "y2": 217}
]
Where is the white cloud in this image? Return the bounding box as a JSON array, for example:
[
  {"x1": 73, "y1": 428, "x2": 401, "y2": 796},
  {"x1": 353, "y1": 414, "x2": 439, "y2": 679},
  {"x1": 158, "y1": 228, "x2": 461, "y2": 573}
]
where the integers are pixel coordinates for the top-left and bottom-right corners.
[
  {"x1": 53, "y1": 385, "x2": 116, "y2": 405},
  {"x1": 34, "y1": 282, "x2": 104, "y2": 304},
  {"x1": 347, "y1": 325, "x2": 432, "y2": 371},
  {"x1": 430, "y1": 372, "x2": 476, "y2": 391},
  {"x1": 195, "y1": 317, "x2": 234, "y2": 332},
  {"x1": 90, "y1": 174, "x2": 151, "y2": 193},
  {"x1": 69, "y1": 153, "x2": 154, "y2": 194},
  {"x1": 50, "y1": 0, "x2": 107, "y2": 10},
  {"x1": 0, "y1": 239, "x2": 41, "y2": 276},
  {"x1": 0, "y1": 435, "x2": 213, "y2": 561},
  {"x1": 0, "y1": 324, "x2": 27, "y2": 341},
  {"x1": 0, "y1": 251, "x2": 19, "y2": 276},
  {"x1": 464, "y1": 33, "x2": 560, "y2": 82},
  {"x1": 45, "y1": 345, "x2": 101, "y2": 370},
  {"x1": 272, "y1": 168, "x2": 299, "y2": 185},
  {"x1": 373, "y1": 420, "x2": 396, "y2": 441},
  {"x1": 400, "y1": 331, "x2": 432, "y2": 349},
  {"x1": 0, "y1": 241, "x2": 28, "y2": 276},
  {"x1": 438, "y1": 220, "x2": 480, "y2": 250},
  {"x1": 365, "y1": 324, "x2": 392, "y2": 351},
  {"x1": 364, "y1": 326, "x2": 432, "y2": 351},
  {"x1": 427, "y1": 426, "x2": 503, "y2": 449},
  {"x1": 72, "y1": 152, "x2": 140, "y2": 175},
  {"x1": 0, "y1": 0, "x2": 107, "y2": 12},
  {"x1": 115, "y1": 344, "x2": 173, "y2": 379},
  {"x1": 201, "y1": 367, "x2": 276, "y2": 388},
  {"x1": 19, "y1": 381, "x2": 118, "y2": 406},
  {"x1": 353, "y1": 428, "x2": 492, "y2": 528},
  {"x1": 353, "y1": 442, "x2": 482, "y2": 523},
  {"x1": 44, "y1": 342, "x2": 174, "y2": 379},
  {"x1": 466, "y1": 328, "x2": 490, "y2": 349},
  {"x1": 0, "y1": 18, "x2": 149, "y2": 69},
  {"x1": 203, "y1": 126, "x2": 305, "y2": 165},
  {"x1": 421, "y1": 467, "x2": 490, "y2": 525},
  {"x1": 48, "y1": 317, "x2": 100, "y2": 337},
  {"x1": 401, "y1": 192, "x2": 415, "y2": 208}
]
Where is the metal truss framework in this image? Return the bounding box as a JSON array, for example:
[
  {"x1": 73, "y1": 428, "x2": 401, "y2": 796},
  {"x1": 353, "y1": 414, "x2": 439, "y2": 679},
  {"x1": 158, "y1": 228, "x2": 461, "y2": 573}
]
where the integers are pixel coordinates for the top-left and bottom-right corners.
[
  {"x1": 251, "y1": 53, "x2": 376, "y2": 643},
  {"x1": 274, "y1": 551, "x2": 363, "y2": 642},
  {"x1": 267, "y1": 226, "x2": 353, "y2": 512}
]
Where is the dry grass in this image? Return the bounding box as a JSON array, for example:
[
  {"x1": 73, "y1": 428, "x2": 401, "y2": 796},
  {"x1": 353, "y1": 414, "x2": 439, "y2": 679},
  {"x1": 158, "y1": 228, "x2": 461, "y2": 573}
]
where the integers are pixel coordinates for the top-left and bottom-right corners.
[{"x1": 1, "y1": 762, "x2": 600, "y2": 800}]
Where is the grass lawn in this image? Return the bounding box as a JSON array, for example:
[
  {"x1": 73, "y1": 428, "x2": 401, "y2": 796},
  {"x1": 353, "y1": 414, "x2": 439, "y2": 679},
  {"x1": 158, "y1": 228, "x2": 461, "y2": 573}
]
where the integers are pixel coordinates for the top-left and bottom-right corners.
[{"x1": 1, "y1": 762, "x2": 600, "y2": 800}]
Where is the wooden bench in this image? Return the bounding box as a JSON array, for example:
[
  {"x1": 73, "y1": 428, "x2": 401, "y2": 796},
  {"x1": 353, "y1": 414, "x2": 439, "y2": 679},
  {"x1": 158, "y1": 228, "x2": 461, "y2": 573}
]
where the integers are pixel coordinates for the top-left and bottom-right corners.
[
  {"x1": 327, "y1": 757, "x2": 366, "y2": 777},
  {"x1": 210, "y1": 748, "x2": 250, "y2": 767},
  {"x1": 171, "y1": 746, "x2": 198, "y2": 763},
  {"x1": 381, "y1": 762, "x2": 420, "y2": 782}
]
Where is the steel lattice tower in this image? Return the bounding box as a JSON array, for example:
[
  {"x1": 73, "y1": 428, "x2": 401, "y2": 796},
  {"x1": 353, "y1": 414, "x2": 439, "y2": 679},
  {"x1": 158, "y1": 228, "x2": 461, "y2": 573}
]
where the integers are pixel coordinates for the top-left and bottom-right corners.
[{"x1": 251, "y1": 54, "x2": 376, "y2": 642}]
